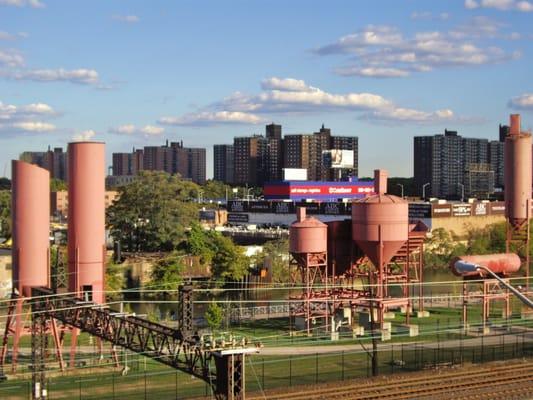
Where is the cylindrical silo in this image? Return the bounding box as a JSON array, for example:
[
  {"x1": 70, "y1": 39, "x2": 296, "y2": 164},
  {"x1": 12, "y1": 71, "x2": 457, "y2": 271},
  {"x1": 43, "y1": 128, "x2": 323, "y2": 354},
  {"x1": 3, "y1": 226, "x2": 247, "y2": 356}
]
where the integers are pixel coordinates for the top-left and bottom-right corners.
[
  {"x1": 450, "y1": 253, "x2": 521, "y2": 277},
  {"x1": 504, "y1": 114, "x2": 532, "y2": 228},
  {"x1": 67, "y1": 142, "x2": 106, "y2": 304},
  {"x1": 352, "y1": 170, "x2": 408, "y2": 268},
  {"x1": 289, "y1": 207, "x2": 327, "y2": 254},
  {"x1": 11, "y1": 161, "x2": 50, "y2": 297}
]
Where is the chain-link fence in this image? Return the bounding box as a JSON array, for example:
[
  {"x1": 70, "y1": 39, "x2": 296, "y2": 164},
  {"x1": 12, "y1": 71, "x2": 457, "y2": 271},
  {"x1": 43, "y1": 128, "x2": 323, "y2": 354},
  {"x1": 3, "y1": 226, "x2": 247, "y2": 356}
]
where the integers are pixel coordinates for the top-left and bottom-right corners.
[{"x1": 1, "y1": 327, "x2": 532, "y2": 399}]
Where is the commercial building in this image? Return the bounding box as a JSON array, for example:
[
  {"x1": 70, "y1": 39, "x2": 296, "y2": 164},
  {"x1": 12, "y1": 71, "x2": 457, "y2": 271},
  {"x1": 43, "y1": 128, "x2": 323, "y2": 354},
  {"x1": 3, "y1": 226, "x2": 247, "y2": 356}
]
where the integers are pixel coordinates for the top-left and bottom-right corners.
[
  {"x1": 414, "y1": 129, "x2": 504, "y2": 199},
  {"x1": 20, "y1": 146, "x2": 67, "y2": 181},
  {"x1": 215, "y1": 123, "x2": 359, "y2": 185},
  {"x1": 111, "y1": 141, "x2": 206, "y2": 185}
]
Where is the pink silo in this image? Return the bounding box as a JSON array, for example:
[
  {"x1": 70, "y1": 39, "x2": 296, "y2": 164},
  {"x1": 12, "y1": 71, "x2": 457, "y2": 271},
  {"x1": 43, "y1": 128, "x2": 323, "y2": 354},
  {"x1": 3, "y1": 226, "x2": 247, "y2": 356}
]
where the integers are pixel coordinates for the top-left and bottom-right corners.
[
  {"x1": 11, "y1": 161, "x2": 50, "y2": 297},
  {"x1": 352, "y1": 170, "x2": 408, "y2": 270},
  {"x1": 67, "y1": 142, "x2": 106, "y2": 304},
  {"x1": 289, "y1": 207, "x2": 327, "y2": 254},
  {"x1": 504, "y1": 114, "x2": 532, "y2": 228}
]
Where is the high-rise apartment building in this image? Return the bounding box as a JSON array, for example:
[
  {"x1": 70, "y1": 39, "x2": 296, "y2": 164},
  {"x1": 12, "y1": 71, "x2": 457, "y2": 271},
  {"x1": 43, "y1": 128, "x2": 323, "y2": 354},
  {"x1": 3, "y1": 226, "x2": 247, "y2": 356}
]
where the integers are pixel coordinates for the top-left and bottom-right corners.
[
  {"x1": 214, "y1": 144, "x2": 234, "y2": 184},
  {"x1": 112, "y1": 140, "x2": 206, "y2": 185},
  {"x1": 215, "y1": 123, "x2": 359, "y2": 185},
  {"x1": 20, "y1": 146, "x2": 67, "y2": 181},
  {"x1": 233, "y1": 135, "x2": 265, "y2": 186},
  {"x1": 414, "y1": 129, "x2": 503, "y2": 199}
]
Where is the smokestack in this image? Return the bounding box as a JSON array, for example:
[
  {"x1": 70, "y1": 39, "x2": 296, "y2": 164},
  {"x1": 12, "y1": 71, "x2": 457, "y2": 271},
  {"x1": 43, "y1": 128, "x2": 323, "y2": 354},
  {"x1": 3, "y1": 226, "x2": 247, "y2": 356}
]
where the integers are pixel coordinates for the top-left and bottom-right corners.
[
  {"x1": 296, "y1": 207, "x2": 306, "y2": 222},
  {"x1": 374, "y1": 169, "x2": 388, "y2": 195},
  {"x1": 510, "y1": 114, "x2": 521, "y2": 136}
]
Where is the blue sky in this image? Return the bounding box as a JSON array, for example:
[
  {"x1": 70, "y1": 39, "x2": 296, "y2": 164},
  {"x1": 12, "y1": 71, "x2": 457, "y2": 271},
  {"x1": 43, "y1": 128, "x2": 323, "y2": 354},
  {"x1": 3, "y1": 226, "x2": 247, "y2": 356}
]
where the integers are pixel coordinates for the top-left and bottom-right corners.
[{"x1": 0, "y1": 0, "x2": 532, "y2": 178}]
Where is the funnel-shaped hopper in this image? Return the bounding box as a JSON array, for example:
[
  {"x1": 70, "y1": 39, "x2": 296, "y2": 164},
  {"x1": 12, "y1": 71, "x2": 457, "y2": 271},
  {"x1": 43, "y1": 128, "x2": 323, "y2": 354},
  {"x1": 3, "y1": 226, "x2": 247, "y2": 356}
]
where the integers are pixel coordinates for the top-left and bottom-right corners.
[{"x1": 352, "y1": 194, "x2": 408, "y2": 267}]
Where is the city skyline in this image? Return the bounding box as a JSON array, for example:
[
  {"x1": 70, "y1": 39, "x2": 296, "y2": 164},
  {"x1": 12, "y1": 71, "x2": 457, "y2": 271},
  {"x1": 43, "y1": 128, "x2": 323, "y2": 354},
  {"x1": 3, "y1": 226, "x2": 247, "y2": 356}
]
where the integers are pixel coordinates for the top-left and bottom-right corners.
[{"x1": 0, "y1": 0, "x2": 532, "y2": 178}]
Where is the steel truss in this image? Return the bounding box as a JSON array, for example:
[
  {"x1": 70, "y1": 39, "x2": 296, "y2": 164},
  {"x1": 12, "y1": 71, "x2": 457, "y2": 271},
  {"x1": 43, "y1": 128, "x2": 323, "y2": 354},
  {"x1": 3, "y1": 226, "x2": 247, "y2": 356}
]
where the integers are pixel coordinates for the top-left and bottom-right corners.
[{"x1": 30, "y1": 286, "x2": 253, "y2": 400}]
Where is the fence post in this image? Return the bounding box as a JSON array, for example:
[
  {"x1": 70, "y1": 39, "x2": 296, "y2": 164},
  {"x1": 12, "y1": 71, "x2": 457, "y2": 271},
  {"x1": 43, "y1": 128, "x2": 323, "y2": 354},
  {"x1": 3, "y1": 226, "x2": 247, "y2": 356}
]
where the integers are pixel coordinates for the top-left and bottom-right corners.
[
  {"x1": 144, "y1": 370, "x2": 147, "y2": 400},
  {"x1": 79, "y1": 380, "x2": 82, "y2": 400},
  {"x1": 315, "y1": 353, "x2": 318, "y2": 384},
  {"x1": 390, "y1": 345, "x2": 394, "y2": 373},
  {"x1": 175, "y1": 370, "x2": 178, "y2": 398},
  {"x1": 262, "y1": 358, "x2": 265, "y2": 390},
  {"x1": 289, "y1": 355, "x2": 292, "y2": 387},
  {"x1": 341, "y1": 351, "x2": 345, "y2": 381},
  {"x1": 112, "y1": 373, "x2": 115, "y2": 400},
  {"x1": 481, "y1": 334, "x2": 484, "y2": 363}
]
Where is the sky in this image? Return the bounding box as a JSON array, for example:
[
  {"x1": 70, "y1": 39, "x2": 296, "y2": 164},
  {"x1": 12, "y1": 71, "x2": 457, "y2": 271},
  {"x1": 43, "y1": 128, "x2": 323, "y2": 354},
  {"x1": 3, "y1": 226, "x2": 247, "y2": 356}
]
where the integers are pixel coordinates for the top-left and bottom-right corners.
[{"x1": 0, "y1": 0, "x2": 532, "y2": 179}]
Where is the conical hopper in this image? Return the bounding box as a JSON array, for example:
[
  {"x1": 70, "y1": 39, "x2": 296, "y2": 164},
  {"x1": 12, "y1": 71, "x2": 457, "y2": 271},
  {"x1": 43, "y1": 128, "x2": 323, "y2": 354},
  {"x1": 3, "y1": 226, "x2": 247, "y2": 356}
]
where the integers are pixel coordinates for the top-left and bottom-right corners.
[{"x1": 352, "y1": 194, "x2": 408, "y2": 268}]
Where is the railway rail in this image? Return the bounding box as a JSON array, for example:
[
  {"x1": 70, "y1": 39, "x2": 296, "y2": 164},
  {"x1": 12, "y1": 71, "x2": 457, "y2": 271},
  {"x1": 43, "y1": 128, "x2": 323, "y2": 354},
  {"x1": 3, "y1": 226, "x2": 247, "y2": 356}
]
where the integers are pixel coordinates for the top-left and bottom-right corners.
[{"x1": 249, "y1": 360, "x2": 533, "y2": 400}]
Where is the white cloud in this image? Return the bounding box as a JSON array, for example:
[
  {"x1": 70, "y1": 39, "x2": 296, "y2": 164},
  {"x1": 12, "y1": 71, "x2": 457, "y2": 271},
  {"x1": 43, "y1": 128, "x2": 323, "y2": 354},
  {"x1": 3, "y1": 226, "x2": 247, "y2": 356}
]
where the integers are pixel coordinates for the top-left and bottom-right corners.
[
  {"x1": 159, "y1": 111, "x2": 264, "y2": 126},
  {"x1": 0, "y1": 49, "x2": 24, "y2": 67},
  {"x1": 14, "y1": 68, "x2": 99, "y2": 84},
  {"x1": 261, "y1": 77, "x2": 317, "y2": 92},
  {"x1": 362, "y1": 108, "x2": 455, "y2": 123},
  {"x1": 0, "y1": 100, "x2": 58, "y2": 134},
  {"x1": 0, "y1": 101, "x2": 56, "y2": 121},
  {"x1": 508, "y1": 93, "x2": 533, "y2": 110},
  {"x1": 11, "y1": 121, "x2": 54, "y2": 132},
  {"x1": 314, "y1": 20, "x2": 521, "y2": 79},
  {"x1": 465, "y1": 0, "x2": 533, "y2": 11},
  {"x1": 411, "y1": 11, "x2": 450, "y2": 20},
  {"x1": 72, "y1": 129, "x2": 96, "y2": 141},
  {"x1": 109, "y1": 124, "x2": 165, "y2": 136},
  {"x1": 159, "y1": 78, "x2": 468, "y2": 125},
  {"x1": 335, "y1": 66, "x2": 410, "y2": 78},
  {"x1": 112, "y1": 15, "x2": 140, "y2": 23},
  {"x1": 0, "y1": 31, "x2": 27, "y2": 40},
  {"x1": 0, "y1": 0, "x2": 44, "y2": 7}
]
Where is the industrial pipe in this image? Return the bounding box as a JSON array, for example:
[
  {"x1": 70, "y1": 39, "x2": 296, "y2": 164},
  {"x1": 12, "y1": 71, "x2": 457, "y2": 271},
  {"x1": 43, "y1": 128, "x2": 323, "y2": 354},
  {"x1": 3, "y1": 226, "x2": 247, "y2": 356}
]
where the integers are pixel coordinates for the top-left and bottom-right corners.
[{"x1": 453, "y1": 261, "x2": 533, "y2": 310}]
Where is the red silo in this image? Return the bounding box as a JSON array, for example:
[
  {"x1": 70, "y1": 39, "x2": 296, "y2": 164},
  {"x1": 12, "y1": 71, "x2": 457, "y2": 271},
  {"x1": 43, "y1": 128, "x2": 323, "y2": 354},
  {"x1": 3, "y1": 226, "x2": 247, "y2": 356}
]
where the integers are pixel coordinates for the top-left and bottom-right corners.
[
  {"x1": 450, "y1": 253, "x2": 521, "y2": 277},
  {"x1": 11, "y1": 161, "x2": 50, "y2": 297},
  {"x1": 504, "y1": 114, "x2": 532, "y2": 228},
  {"x1": 67, "y1": 142, "x2": 106, "y2": 304},
  {"x1": 289, "y1": 207, "x2": 327, "y2": 254},
  {"x1": 352, "y1": 170, "x2": 408, "y2": 269}
]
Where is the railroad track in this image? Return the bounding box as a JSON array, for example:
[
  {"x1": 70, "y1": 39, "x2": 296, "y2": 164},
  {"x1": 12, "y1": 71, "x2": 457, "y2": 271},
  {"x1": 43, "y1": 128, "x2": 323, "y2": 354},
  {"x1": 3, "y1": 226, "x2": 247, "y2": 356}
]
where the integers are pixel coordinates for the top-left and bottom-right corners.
[{"x1": 249, "y1": 361, "x2": 533, "y2": 400}]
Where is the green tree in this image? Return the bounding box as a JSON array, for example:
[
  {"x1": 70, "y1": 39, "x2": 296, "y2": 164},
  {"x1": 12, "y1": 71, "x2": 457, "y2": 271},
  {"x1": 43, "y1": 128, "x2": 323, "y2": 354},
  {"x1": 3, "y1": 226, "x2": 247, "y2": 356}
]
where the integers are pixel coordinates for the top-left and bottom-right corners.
[
  {"x1": 205, "y1": 302, "x2": 223, "y2": 331},
  {"x1": 257, "y1": 238, "x2": 290, "y2": 283},
  {"x1": 50, "y1": 178, "x2": 67, "y2": 192},
  {"x1": 0, "y1": 190, "x2": 11, "y2": 239},
  {"x1": 149, "y1": 252, "x2": 184, "y2": 292},
  {"x1": 186, "y1": 223, "x2": 217, "y2": 264},
  {"x1": 105, "y1": 261, "x2": 126, "y2": 300},
  {"x1": 0, "y1": 178, "x2": 10, "y2": 191},
  {"x1": 211, "y1": 235, "x2": 249, "y2": 282},
  {"x1": 107, "y1": 171, "x2": 200, "y2": 251}
]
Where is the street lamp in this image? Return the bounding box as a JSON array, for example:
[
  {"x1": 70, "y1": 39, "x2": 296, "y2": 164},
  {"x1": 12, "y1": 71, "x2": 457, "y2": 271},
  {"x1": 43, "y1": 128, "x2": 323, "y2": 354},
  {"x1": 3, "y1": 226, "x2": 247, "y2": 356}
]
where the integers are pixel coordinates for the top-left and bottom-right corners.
[
  {"x1": 422, "y1": 182, "x2": 430, "y2": 201},
  {"x1": 245, "y1": 187, "x2": 253, "y2": 201},
  {"x1": 396, "y1": 183, "x2": 404, "y2": 199},
  {"x1": 457, "y1": 183, "x2": 464, "y2": 203}
]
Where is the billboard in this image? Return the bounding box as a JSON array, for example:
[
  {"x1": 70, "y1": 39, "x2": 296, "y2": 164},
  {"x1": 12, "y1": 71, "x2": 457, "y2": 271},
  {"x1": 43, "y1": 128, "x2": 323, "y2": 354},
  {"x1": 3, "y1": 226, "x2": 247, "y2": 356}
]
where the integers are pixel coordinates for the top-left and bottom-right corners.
[
  {"x1": 283, "y1": 168, "x2": 307, "y2": 181},
  {"x1": 322, "y1": 149, "x2": 354, "y2": 169},
  {"x1": 264, "y1": 181, "x2": 374, "y2": 201}
]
